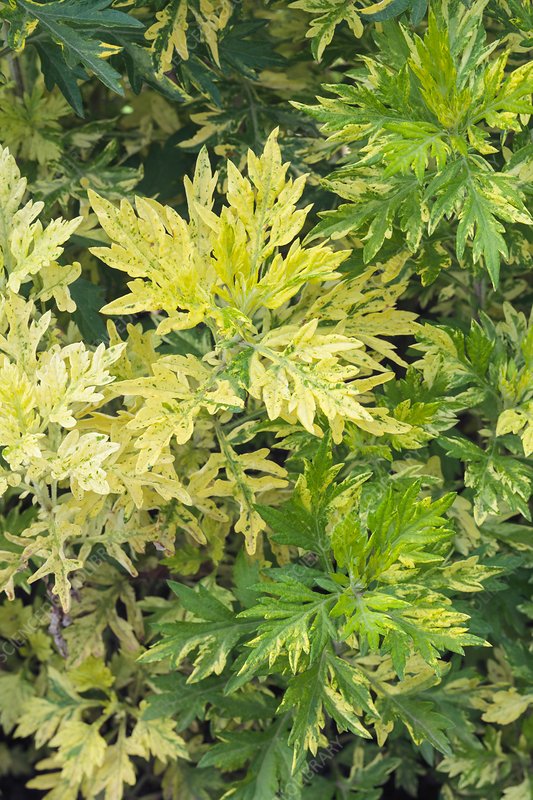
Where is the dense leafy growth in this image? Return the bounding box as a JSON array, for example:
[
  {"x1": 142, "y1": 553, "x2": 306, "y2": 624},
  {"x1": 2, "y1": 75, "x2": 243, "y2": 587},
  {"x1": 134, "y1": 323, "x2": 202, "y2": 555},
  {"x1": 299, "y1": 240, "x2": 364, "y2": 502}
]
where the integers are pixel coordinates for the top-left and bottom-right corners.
[{"x1": 0, "y1": 1, "x2": 531, "y2": 799}]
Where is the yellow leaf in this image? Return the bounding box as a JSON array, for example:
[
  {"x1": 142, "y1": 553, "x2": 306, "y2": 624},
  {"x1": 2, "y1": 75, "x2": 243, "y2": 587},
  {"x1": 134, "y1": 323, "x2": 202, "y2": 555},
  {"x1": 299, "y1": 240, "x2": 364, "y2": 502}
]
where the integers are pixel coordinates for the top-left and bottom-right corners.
[{"x1": 249, "y1": 321, "x2": 407, "y2": 443}]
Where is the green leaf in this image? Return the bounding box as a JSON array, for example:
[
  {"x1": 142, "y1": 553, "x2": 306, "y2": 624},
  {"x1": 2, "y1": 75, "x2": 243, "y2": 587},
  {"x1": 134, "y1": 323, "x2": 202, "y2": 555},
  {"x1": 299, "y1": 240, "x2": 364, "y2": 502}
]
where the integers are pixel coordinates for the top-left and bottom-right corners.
[
  {"x1": 229, "y1": 578, "x2": 336, "y2": 689},
  {"x1": 198, "y1": 719, "x2": 297, "y2": 800},
  {"x1": 439, "y1": 435, "x2": 533, "y2": 523},
  {"x1": 300, "y1": 3, "x2": 533, "y2": 281},
  {"x1": 377, "y1": 693, "x2": 454, "y2": 755},
  {"x1": 258, "y1": 436, "x2": 369, "y2": 564},
  {"x1": 36, "y1": 40, "x2": 85, "y2": 117},
  {"x1": 5, "y1": 0, "x2": 143, "y2": 104},
  {"x1": 278, "y1": 651, "x2": 374, "y2": 766},
  {"x1": 139, "y1": 584, "x2": 253, "y2": 681},
  {"x1": 143, "y1": 673, "x2": 275, "y2": 729}
]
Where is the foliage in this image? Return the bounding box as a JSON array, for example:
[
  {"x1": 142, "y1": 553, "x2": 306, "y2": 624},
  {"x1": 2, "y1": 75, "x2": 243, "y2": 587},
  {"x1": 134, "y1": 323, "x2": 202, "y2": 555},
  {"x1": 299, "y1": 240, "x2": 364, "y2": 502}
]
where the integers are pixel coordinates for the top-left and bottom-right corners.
[
  {"x1": 0, "y1": 0, "x2": 531, "y2": 799},
  {"x1": 299, "y1": 0, "x2": 533, "y2": 287}
]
